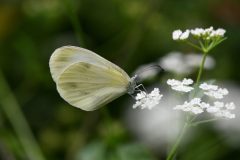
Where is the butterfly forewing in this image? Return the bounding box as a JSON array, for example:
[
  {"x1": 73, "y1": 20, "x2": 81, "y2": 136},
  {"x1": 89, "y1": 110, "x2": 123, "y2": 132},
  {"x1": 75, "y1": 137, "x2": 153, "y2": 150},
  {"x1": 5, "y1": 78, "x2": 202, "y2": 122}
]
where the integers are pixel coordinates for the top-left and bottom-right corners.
[
  {"x1": 49, "y1": 46, "x2": 129, "y2": 82},
  {"x1": 56, "y1": 62, "x2": 130, "y2": 111}
]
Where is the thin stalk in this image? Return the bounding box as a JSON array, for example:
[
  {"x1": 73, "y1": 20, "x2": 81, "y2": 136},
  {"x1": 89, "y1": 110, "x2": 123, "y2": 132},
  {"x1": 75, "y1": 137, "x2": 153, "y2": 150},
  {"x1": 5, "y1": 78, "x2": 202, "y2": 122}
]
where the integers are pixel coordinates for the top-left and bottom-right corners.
[
  {"x1": 166, "y1": 123, "x2": 189, "y2": 160},
  {"x1": 0, "y1": 70, "x2": 46, "y2": 160},
  {"x1": 186, "y1": 41, "x2": 202, "y2": 52},
  {"x1": 191, "y1": 118, "x2": 217, "y2": 126},
  {"x1": 195, "y1": 52, "x2": 208, "y2": 85}
]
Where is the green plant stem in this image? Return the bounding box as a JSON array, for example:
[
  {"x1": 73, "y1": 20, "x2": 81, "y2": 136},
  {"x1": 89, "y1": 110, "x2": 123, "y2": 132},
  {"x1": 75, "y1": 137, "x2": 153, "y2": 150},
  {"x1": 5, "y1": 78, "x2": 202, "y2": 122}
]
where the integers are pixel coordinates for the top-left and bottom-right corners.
[
  {"x1": 186, "y1": 41, "x2": 202, "y2": 51},
  {"x1": 196, "y1": 51, "x2": 208, "y2": 85},
  {"x1": 166, "y1": 123, "x2": 189, "y2": 160},
  {"x1": 0, "y1": 70, "x2": 46, "y2": 160},
  {"x1": 191, "y1": 118, "x2": 217, "y2": 126},
  {"x1": 167, "y1": 45, "x2": 210, "y2": 160}
]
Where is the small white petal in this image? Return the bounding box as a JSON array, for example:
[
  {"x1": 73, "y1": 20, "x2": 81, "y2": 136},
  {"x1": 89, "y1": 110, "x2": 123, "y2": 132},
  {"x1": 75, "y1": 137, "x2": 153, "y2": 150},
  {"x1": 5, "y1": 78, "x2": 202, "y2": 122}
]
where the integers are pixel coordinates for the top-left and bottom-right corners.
[
  {"x1": 172, "y1": 30, "x2": 182, "y2": 40},
  {"x1": 215, "y1": 28, "x2": 226, "y2": 36},
  {"x1": 190, "y1": 98, "x2": 201, "y2": 105},
  {"x1": 200, "y1": 102, "x2": 210, "y2": 109},
  {"x1": 222, "y1": 110, "x2": 235, "y2": 119},
  {"x1": 167, "y1": 79, "x2": 181, "y2": 86},
  {"x1": 182, "y1": 78, "x2": 193, "y2": 85},
  {"x1": 179, "y1": 30, "x2": 190, "y2": 40},
  {"x1": 207, "y1": 107, "x2": 220, "y2": 113},
  {"x1": 218, "y1": 88, "x2": 229, "y2": 95},
  {"x1": 133, "y1": 88, "x2": 162, "y2": 110},
  {"x1": 214, "y1": 101, "x2": 224, "y2": 108},
  {"x1": 167, "y1": 78, "x2": 194, "y2": 92},
  {"x1": 136, "y1": 92, "x2": 146, "y2": 100},
  {"x1": 199, "y1": 83, "x2": 218, "y2": 90},
  {"x1": 191, "y1": 107, "x2": 204, "y2": 114},
  {"x1": 172, "y1": 85, "x2": 194, "y2": 92},
  {"x1": 225, "y1": 102, "x2": 235, "y2": 110},
  {"x1": 191, "y1": 28, "x2": 204, "y2": 36}
]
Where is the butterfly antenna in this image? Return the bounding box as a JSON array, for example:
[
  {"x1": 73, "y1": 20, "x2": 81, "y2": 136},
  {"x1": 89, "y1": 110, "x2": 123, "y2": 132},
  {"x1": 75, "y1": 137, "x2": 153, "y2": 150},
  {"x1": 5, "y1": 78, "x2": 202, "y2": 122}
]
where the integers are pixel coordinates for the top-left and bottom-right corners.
[{"x1": 136, "y1": 64, "x2": 164, "y2": 76}]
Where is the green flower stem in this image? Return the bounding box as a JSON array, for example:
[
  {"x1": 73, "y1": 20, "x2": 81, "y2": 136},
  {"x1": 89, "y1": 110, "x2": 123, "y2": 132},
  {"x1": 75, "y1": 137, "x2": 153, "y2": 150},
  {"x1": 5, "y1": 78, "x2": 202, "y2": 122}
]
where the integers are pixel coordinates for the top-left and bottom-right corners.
[
  {"x1": 167, "y1": 40, "x2": 211, "y2": 160},
  {"x1": 186, "y1": 41, "x2": 202, "y2": 51},
  {"x1": 166, "y1": 123, "x2": 189, "y2": 160},
  {"x1": 190, "y1": 118, "x2": 218, "y2": 126},
  {"x1": 0, "y1": 70, "x2": 46, "y2": 160},
  {"x1": 196, "y1": 51, "x2": 208, "y2": 85}
]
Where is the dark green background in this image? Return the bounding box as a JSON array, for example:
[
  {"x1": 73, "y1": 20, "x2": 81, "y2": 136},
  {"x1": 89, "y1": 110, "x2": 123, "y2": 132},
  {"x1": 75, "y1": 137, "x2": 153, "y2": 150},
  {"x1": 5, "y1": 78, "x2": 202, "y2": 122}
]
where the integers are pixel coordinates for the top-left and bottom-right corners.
[{"x1": 0, "y1": 0, "x2": 240, "y2": 159}]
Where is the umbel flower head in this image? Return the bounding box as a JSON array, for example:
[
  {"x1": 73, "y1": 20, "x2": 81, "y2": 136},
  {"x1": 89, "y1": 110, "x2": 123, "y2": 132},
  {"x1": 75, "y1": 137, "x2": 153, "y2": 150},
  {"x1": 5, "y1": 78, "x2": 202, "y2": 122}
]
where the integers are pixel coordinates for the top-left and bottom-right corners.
[
  {"x1": 200, "y1": 83, "x2": 228, "y2": 99},
  {"x1": 167, "y1": 79, "x2": 236, "y2": 119},
  {"x1": 133, "y1": 88, "x2": 163, "y2": 109},
  {"x1": 159, "y1": 52, "x2": 215, "y2": 75},
  {"x1": 172, "y1": 26, "x2": 226, "y2": 41},
  {"x1": 167, "y1": 78, "x2": 194, "y2": 92}
]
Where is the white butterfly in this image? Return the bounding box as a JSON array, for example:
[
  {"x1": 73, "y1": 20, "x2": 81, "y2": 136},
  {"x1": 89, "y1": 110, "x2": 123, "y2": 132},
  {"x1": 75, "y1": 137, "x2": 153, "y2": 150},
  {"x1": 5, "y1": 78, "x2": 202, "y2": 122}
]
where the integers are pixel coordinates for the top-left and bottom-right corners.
[{"x1": 49, "y1": 46, "x2": 137, "y2": 111}]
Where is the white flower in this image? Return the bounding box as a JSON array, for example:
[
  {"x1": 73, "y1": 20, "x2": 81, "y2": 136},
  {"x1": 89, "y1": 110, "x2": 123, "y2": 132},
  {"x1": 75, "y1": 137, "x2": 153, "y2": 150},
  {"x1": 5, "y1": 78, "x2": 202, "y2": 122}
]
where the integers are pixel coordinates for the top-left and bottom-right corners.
[
  {"x1": 167, "y1": 78, "x2": 194, "y2": 92},
  {"x1": 199, "y1": 82, "x2": 229, "y2": 99},
  {"x1": 133, "y1": 88, "x2": 163, "y2": 109},
  {"x1": 176, "y1": 27, "x2": 226, "y2": 40},
  {"x1": 172, "y1": 29, "x2": 190, "y2": 40},
  {"x1": 215, "y1": 28, "x2": 226, "y2": 36},
  {"x1": 159, "y1": 52, "x2": 215, "y2": 75},
  {"x1": 182, "y1": 78, "x2": 193, "y2": 85},
  {"x1": 210, "y1": 28, "x2": 226, "y2": 38},
  {"x1": 172, "y1": 85, "x2": 194, "y2": 93},
  {"x1": 174, "y1": 98, "x2": 236, "y2": 119},
  {"x1": 191, "y1": 28, "x2": 204, "y2": 37},
  {"x1": 174, "y1": 98, "x2": 205, "y2": 114},
  {"x1": 214, "y1": 101, "x2": 224, "y2": 108},
  {"x1": 215, "y1": 110, "x2": 235, "y2": 119},
  {"x1": 191, "y1": 107, "x2": 204, "y2": 114},
  {"x1": 204, "y1": 26, "x2": 214, "y2": 34},
  {"x1": 172, "y1": 30, "x2": 182, "y2": 40},
  {"x1": 179, "y1": 30, "x2": 190, "y2": 40},
  {"x1": 225, "y1": 102, "x2": 235, "y2": 110},
  {"x1": 200, "y1": 83, "x2": 218, "y2": 90},
  {"x1": 159, "y1": 52, "x2": 192, "y2": 74},
  {"x1": 135, "y1": 92, "x2": 146, "y2": 100},
  {"x1": 206, "y1": 101, "x2": 236, "y2": 119},
  {"x1": 167, "y1": 79, "x2": 181, "y2": 86},
  {"x1": 206, "y1": 106, "x2": 220, "y2": 113}
]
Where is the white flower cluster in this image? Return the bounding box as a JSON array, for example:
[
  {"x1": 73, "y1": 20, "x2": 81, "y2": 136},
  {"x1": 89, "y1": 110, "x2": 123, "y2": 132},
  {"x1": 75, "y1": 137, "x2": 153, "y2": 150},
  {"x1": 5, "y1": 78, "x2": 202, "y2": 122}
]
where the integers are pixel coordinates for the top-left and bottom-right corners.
[
  {"x1": 172, "y1": 27, "x2": 226, "y2": 41},
  {"x1": 174, "y1": 98, "x2": 235, "y2": 119},
  {"x1": 168, "y1": 79, "x2": 236, "y2": 119},
  {"x1": 172, "y1": 30, "x2": 190, "y2": 40},
  {"x1": 133, "y1": 88, "x2": 163, "y2": 109},
  {"x1": 200, "y1": 83, "x2": 229, "y2": 99},
  {"x1": 167, "y1": 78, "x2": 194, "y2": 92},
  {"x1": 159, "y1": 52, "x2": 215, "y2": 75},
  {"x1": 174, "y1": 98, "x2": 208, "y2": 114}
]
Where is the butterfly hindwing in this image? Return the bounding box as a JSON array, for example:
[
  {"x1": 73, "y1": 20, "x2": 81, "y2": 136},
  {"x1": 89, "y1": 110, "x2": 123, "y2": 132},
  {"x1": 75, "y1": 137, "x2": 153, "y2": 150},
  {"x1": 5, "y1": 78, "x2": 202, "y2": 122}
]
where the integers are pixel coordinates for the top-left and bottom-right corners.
[{"x1": 56, "y1": 62, "x2": 130, "y2": 111}]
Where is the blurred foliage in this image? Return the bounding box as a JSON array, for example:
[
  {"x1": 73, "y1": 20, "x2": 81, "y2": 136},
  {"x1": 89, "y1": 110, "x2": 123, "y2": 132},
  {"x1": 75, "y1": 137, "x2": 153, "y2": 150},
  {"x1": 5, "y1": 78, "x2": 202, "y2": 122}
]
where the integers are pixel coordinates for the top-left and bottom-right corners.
[{"x1": 0, "y1": 0, "x2": 240, "y2": 159}]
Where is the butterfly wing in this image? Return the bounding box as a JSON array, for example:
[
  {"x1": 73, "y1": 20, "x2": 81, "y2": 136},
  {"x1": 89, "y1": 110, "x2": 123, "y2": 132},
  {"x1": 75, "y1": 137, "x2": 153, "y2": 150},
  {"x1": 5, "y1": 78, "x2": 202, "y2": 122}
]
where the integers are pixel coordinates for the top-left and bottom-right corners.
[
  {"x1": 49, "y1": 46, "x2": 131, "y2": 111},
  {"x1": 49, "y1": 46, "x2": 129, "y2": 82},
  {"x1": 57, "y1": 62, "x2": 130, "y2": 111}
]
